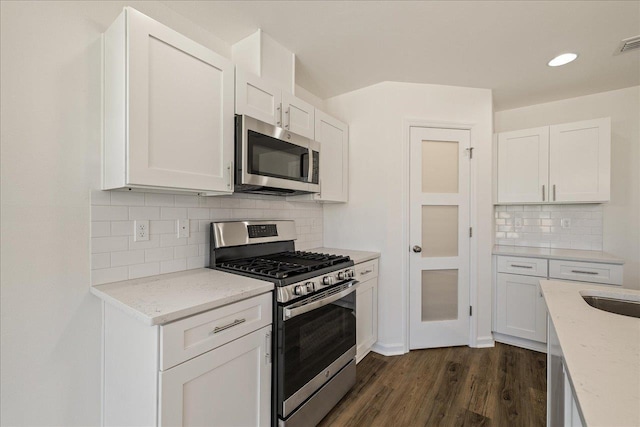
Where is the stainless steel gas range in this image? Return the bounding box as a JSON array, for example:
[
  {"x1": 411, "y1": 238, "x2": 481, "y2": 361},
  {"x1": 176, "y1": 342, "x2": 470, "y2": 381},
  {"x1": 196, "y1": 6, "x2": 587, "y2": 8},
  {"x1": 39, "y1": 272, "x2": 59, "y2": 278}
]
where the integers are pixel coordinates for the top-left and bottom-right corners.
[{"x1": 209, "y1": 220, "x2": 358, "y2": 427}]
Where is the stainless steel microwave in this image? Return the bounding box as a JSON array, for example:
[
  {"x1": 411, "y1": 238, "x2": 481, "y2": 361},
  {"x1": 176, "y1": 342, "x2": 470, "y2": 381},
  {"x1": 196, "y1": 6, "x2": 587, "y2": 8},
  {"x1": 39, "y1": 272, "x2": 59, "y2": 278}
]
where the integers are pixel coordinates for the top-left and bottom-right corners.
[{"x1": 235, "y1": 115, "x2": 320, "y2": 196}]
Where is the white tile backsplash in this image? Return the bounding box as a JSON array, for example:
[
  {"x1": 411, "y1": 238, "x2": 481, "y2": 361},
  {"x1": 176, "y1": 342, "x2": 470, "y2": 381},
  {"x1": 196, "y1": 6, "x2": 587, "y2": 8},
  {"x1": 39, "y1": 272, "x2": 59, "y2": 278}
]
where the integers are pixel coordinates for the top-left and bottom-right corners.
[
  {"x1": 90, "y1": 191, "x2": 324, "y2": 285},
  {"x1": 495, "y1": 204, "x2": 603, "y2": 250}
]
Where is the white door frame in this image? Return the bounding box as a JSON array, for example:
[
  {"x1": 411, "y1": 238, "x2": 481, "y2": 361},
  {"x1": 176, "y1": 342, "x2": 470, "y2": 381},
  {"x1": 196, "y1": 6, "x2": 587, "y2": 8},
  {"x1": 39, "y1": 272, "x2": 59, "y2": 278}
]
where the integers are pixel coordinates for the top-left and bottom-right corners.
[{"x1": 402, "y1": 119, "x2": 479, "y2": 352}]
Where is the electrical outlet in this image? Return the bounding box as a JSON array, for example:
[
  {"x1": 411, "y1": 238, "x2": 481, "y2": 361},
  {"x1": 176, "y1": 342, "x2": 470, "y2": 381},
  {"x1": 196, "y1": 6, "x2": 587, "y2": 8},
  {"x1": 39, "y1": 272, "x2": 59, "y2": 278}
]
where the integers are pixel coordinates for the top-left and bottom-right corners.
[
  {"x1": 514, "y1": 217, "x2": 523, "y2": 228},
  {"x1": 561, "y1": 218, "x2": 571, "y2": 228},
  {"x1": 134, "y1": 220, "x2": 149, "y2": 242},
  {"x1": 177, "y1": 219, "x2": 189, "y2": 239}
]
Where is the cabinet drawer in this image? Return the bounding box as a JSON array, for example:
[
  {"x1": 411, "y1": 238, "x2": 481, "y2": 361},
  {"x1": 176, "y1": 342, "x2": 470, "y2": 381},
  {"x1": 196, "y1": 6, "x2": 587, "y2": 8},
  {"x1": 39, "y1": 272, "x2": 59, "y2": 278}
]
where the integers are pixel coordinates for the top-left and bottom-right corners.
[
  {"x1": 355, "y1": 259, "x2": 378, "y2": 281},
  {"x1": 160, "y1": 292, "x2": 272, "y2": 370},
  {"x1": 497, "y1": 256, "x2": 548, "y2": 277},
  {"x1": 549, "y1": 260, "x2": 623, "y2": 286}
]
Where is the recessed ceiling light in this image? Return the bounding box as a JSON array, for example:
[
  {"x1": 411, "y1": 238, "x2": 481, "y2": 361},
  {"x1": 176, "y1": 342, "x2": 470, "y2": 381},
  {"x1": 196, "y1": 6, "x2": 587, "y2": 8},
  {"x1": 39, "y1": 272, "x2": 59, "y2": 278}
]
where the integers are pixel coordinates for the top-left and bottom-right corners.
[{"x1": 548, "y1": 53, "x2": 578, "y2": 67}]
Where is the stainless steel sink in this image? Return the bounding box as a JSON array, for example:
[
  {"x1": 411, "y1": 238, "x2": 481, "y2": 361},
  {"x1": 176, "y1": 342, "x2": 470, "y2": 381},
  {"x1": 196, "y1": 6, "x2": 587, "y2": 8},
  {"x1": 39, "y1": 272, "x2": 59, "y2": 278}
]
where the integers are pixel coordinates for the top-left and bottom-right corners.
[{"x1": 582, "y1": 295, "x2": 640, "y2": 319}]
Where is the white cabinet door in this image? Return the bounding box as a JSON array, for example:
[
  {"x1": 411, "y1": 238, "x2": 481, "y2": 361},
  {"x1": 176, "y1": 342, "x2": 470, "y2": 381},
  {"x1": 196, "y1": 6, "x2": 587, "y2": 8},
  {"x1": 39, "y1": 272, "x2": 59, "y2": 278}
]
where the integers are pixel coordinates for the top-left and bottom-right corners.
[
  {"x1": 105, "y1": 7, "x2": 235, "y2": 193},
  {"x1": 235, "y1": 69, "x2": 283, "y2": 126},
  {"x1": 549, "y1": 118, "x2": 611, "y2": 202},
  {"x1": 497, "y1": 127, "x2": 549, "y2": 203},
  {"x1": 356, "y1": 278, "x2": 377, "y2": 362},
  {"x1": 314, "y1": 110, "x2": 349, "y2": 202},
  {"x1": 495, "y1": 273, "x2": 547, "y2": 343},
  {"x1": 282, "y1": 92, "x2": 315, "y2": 139},
  {"x1": 159, "y1": 326, "x2": 271, "y2": 427}
]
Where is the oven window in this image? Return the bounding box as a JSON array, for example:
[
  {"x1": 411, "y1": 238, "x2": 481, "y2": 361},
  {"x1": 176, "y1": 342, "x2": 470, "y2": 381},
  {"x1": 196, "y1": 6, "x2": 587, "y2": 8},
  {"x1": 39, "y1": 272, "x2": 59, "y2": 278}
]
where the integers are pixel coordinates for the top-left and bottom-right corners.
[
  {"x1": 277, "y1": 292, "x2": 356, "y2": 408},
  {"x1": 248, "y1": 130, "x2": 309, "y2": 182}
]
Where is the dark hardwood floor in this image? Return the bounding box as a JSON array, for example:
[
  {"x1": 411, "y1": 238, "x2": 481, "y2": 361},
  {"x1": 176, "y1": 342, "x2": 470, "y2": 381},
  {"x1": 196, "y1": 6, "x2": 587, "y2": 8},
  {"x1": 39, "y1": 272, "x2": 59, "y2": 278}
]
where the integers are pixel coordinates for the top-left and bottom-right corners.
[{"x1": 318, "y1": 343, "x2": 546, "y2": 427}]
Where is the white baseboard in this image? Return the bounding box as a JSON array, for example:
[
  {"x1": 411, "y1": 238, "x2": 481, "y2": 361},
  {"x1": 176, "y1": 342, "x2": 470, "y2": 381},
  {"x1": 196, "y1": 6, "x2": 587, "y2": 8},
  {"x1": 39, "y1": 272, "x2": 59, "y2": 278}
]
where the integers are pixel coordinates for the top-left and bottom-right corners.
[
  {"x1": 493, "y1": 332, "x2": 547, "y2": 353},
  {"x1": 473, "y1": 335, "x2": 495, "y2": 348},
  {"x1": 370, "y1": 342, "x2": 406, "y2": 357}
]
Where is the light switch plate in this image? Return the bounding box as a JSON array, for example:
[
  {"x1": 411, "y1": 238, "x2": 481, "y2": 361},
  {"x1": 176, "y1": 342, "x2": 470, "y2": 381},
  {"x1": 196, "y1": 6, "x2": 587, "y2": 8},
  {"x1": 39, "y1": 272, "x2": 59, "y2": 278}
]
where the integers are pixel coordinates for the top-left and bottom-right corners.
[{"x1": 177, "y1": 219, "x2": 189, "y2": 238}]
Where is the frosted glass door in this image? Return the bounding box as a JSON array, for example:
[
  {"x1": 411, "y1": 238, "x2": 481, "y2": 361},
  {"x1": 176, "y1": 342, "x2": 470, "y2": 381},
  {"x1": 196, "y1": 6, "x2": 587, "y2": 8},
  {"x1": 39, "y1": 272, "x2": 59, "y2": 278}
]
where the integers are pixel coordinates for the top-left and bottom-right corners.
[{"x1": 409, "y1": 128, "x2": 470, "y2": 349}]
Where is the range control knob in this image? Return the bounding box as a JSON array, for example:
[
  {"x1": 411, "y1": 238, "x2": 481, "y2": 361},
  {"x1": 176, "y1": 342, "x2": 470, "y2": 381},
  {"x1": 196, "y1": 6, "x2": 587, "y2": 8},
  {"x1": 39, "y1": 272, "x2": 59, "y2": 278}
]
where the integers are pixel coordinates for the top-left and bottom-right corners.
[
  {"x1": 305, "y1": 282, "x2": 315, "y2": 292},
  {"x1": 345, "y1": 269, "x2": 354, "y2": 279},
  {"x1": 323, "y1": 276, "x2": 336, "y2": 286},
  {"x1": 338, "y1": 271, "x2": 346, "y2": 280},
  {"x1": 294, "y1": 285, "x2": 306, "y2": 296}
]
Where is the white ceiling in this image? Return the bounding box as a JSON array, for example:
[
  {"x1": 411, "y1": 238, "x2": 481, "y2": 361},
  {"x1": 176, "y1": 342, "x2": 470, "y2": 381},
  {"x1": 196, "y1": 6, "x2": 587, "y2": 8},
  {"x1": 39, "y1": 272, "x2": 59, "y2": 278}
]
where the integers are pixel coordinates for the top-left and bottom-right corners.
[{"x1": 163, "y1": 1, "x2": 640, "y2": 110}]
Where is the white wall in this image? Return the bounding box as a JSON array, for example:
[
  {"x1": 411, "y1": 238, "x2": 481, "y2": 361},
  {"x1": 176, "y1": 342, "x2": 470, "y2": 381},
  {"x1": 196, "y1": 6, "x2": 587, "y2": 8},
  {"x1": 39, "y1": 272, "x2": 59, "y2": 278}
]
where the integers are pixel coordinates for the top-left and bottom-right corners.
[
  {"x1": 494, "y1": 86, "x2": 640, "y2": 289},
  {"x1": 323, "y1": 82, "x2": 494, "y2": 353},
  {"x1": 0, "y1": 2, "x2": 234, "y2": 425}
]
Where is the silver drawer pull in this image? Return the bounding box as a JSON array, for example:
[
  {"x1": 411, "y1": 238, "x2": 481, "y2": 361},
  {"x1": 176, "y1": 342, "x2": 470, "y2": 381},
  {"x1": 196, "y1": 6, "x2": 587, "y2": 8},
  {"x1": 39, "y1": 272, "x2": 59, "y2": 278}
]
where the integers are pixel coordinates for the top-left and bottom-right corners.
[
  {"x1": 571, "y1": 270, "x2": 598, "y2": 275},
  {"x1": 360, "y1": 269, "x2": 373, "y2": 275},
  {"x1": 211, "y1": 318, "x2": 246, "y2": 334},
  {"x1": 511, "y1": 264, "x2": 533, "y2": 269}
]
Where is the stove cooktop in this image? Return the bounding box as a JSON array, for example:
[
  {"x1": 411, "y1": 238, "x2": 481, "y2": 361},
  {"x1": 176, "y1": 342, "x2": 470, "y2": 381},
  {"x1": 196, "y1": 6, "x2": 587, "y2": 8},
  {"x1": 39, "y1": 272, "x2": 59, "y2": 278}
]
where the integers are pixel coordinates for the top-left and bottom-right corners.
[{"x1": 217, "y1": 251, "x2": 351, "y2": 280}]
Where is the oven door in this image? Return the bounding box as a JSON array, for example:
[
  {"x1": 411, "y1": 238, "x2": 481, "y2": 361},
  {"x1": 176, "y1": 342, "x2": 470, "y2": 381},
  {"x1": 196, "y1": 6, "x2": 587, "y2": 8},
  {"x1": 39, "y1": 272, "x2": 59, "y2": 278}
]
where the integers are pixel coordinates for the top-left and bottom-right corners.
[
  {"x1": 277, "y1": 280, "x2": 358, "y2": 418},
  {"x1": 238, "y1": 115, "x2": 320, "y2": 193}
]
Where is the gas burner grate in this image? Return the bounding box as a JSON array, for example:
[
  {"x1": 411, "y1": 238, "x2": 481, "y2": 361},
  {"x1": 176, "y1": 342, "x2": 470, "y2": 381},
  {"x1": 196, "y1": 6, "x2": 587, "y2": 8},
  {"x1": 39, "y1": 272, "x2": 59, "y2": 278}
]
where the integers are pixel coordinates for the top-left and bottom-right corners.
[
  {"x1": 218, "y1": 251, "x2": 350, "y2": 279},
  {"x1": 220, "y1": 258, "x2": 308, "y2": 279}
]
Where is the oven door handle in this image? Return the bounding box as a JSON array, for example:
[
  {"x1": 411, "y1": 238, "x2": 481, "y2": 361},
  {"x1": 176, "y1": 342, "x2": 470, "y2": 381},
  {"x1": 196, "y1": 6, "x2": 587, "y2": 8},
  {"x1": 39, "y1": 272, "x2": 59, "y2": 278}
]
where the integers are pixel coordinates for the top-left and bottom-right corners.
[{"x1": 283, "y1": 280, "x2": 360, "y2": 321}]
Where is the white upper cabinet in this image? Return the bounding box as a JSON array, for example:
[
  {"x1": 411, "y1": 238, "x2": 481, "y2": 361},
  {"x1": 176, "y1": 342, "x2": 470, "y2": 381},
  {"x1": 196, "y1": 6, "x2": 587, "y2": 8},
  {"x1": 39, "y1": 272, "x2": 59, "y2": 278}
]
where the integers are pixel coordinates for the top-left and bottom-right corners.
[
  {"x1": 103, "y1": 8, "x2": 235, "y2": 194},
  {"x1": 281, "y1": 91, "x2": 315, "y2": 139},
  {"x1": 549, "y1": 118, "x2": 611, "y2": 202},
  {"x1": 235, "y1": 69, "x2": 315, "y2": 139},
  {"x1": 314, "y1": 111, "x2": 349, "y2": 203},
  {"x1": 496, "y1": 118, "x2": 610, "y2": 204},
  {"x1": 497, "y1": 127, "x2": 550, "y2": 203},
  {"x1": 235, "y1": 68, "x2": 282, "y2": 126}
]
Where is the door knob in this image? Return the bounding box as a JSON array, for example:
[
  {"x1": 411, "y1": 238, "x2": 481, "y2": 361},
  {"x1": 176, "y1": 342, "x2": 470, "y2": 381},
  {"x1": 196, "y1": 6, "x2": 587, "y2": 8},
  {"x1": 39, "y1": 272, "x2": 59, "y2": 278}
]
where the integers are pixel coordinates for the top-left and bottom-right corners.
[{"x1": 412, "y1": 245, "x2": 422, "y2": 253}]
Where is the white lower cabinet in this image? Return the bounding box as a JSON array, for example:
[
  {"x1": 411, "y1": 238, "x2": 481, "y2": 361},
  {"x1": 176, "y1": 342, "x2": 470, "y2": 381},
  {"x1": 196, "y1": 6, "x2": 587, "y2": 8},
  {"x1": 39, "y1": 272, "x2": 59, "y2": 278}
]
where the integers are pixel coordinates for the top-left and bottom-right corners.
[
  {"x1": 494, "y1": 254, "x2": 623, "y2": 351},
  {"x1": 102, "y1": 292, "x2": 272, "y2": 427},
  {"x1": 355, "y1": 259, "x2": 378, "y2": 362},
  {"x1": 159, "y1": 326, "x2": 271, "y2": 427},
  {"x1": 495, "y1": 273, "x2": 547, "y2": 343},
  {"x1": 562, "y1": 363, "x2": 585, "y2": 427}
]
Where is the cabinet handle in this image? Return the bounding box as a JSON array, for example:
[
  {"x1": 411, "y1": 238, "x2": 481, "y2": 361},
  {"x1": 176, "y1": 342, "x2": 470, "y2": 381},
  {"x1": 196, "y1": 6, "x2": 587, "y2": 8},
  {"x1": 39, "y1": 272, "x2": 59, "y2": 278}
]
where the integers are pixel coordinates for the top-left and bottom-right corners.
[
  {"x1": 227, "y1": 162, "x2": 233, "y2": 189},
  {"x1": 553, "y1": 184, "x2": 556, "y2": 201},
  {"x1": 276, "y1": 104, "x2": 282, "y2": 126},
  {"x1": 571, "y1": 270, "x2": 598, "y2": 275},
  {"x1": 285, "y1": 107, "x2": 290, "y2": 129},
  {"x1": 360, "y1": 269, "x2": 373, "y2": 275},
  {"x1": 510, "y1": 264, "x2": 533, "y2": 269},
  {"x1": 210, "y1": 318, "x2": 246, "y2": 334},
  {"x1": 542, "y1": 185, "x2": 546, "y2": 202},
  {"x1": 265, "y1": 331, "x2": 271, "y2": 364}
]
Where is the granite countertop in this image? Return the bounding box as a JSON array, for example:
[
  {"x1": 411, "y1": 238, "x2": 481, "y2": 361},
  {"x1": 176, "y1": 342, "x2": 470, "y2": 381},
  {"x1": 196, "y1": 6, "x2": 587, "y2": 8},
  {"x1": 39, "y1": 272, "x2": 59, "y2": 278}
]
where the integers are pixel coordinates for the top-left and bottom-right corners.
[
  {"x1": 540, "y1": 280, "x2": 640, "y2": 426},
  {"x1": 90, "y1": 269, "x2": 273, "y2": 326},
  {"x1": 309, "y1": 247, "x2": 380, "y2": 265},
  {"x1": 493, "y1": 245, "x2": 624, "y2": 265}
]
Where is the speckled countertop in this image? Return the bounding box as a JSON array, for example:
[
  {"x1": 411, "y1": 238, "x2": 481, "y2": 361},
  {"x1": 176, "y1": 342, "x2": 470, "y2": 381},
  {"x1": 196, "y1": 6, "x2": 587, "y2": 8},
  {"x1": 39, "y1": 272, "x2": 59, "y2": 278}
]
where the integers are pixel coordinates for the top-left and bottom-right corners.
[
  {"x1": 493, "y1": 245, "x2": 624, "y2": 264},
  {"x1": 309, "y1": 247, "x2": 380, "y2": 264},
  {"x1": 90, "y1": 269, "x2": 273, "y2": 325},
  {"x1": 541, "y1": 280, "x2": 640, "y2": 426}
]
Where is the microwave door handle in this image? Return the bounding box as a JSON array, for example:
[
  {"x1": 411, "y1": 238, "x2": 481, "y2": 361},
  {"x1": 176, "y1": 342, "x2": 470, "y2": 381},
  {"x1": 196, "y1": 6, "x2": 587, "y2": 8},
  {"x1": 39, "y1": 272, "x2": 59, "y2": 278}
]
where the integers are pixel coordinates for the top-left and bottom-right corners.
[
  {"x1": 300, "y1": 152, "x2": 309, "y2": 181},
  {"x1": 307, "y1": 148, "x2": 313, "y2": 183}
]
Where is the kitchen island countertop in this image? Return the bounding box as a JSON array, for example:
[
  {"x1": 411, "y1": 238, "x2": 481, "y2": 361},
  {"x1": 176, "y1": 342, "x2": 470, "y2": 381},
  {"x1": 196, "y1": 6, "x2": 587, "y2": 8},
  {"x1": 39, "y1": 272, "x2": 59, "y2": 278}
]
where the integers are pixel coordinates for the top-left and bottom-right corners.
[
  {"x1": 541, "y1": 280, "x2": 640, "y2": 426},
  {"x1": 91, "y1": 268, "x2": 273, "y2": 326}
]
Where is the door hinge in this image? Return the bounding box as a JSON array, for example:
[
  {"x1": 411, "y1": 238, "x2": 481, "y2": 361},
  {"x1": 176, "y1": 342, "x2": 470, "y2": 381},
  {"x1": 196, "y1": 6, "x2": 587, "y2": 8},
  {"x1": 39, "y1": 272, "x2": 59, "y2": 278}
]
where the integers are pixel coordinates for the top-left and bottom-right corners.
[
  {"x1": 466, "y1": 147, "x2": 474, "y2": 159},
  {"x1": 469, "y1": 227, "x2": 473, "y2": 238},
  {"x1": 469, "y1": 306, "x2": 473, "y2": 316}
]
